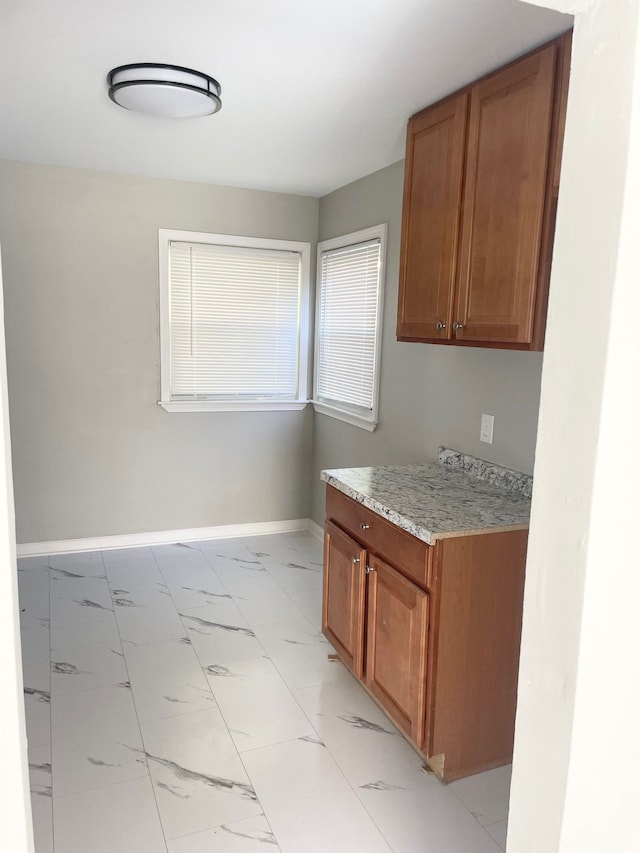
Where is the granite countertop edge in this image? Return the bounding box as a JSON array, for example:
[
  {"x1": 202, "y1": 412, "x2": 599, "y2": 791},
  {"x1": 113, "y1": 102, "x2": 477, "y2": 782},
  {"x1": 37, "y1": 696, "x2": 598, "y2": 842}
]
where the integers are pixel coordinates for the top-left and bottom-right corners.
[{"x1": 321, "y1": 450, "x2": 532, "y2": 546}]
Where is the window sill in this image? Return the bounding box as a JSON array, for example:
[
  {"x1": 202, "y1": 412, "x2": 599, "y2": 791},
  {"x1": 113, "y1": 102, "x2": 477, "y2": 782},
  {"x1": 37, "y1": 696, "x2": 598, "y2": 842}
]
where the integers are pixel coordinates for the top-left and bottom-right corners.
[
  {"x1": 158, "y1": 400, "x2": 309, "y2": 413},
  {"x1": 311, "y1": 401, "x2": 377, "y2": 432}
]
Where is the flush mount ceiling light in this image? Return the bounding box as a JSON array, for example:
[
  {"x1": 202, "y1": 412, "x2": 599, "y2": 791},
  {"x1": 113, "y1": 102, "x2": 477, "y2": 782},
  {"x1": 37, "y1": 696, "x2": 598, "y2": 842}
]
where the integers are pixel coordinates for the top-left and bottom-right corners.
[{"x1": 107, "y1": 63, "x2": 222, "y2": 119}]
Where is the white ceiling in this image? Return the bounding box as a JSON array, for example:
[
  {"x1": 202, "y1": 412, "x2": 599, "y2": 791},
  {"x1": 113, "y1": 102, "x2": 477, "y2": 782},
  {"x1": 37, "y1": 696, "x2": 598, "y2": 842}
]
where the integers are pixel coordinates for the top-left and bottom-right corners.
[{"x1": 0, "y1": 0, "x2": 571, "y2": 197}]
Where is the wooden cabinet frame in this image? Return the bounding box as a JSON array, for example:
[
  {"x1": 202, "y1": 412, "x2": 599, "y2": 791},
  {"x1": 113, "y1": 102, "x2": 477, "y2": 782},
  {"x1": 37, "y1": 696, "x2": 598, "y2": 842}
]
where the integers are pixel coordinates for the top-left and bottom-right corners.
[
  {"x1": 365, "y1": 554, "x2": 429, "y2": 745},
  {"x1": 322, "y1": 521, "x2": 366, "y2": 678},
  {"x1": 397, "y1": 31, "x2": 572, "y2": 351},
  {"x1": 322, "y1": 485, "x2": 528, "y2": 782}
]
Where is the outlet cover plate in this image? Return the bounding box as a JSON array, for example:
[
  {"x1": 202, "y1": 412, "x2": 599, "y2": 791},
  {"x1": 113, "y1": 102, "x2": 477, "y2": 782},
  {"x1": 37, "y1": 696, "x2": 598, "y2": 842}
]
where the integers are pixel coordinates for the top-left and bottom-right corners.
[{"x1": 480, "y1": 413, "x2": 494, "y2": 444}]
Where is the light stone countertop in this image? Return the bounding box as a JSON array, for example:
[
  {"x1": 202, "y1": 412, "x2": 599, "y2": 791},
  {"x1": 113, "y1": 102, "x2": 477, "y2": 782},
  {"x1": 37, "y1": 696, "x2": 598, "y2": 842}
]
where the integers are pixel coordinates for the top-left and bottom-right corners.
[{"x1": 321, "y1": 450, "x2": 532, "y2": 545}]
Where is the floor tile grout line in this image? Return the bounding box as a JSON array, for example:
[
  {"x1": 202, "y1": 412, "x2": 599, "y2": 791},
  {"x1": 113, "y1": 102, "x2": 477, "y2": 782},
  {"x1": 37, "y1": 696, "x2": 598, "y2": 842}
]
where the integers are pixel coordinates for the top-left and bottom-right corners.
[
  {"x1": 198, "y1": 536, "x2": 337, "y2": 742},
  {"x1": 144, "y1": 543, "x2": 261, "y2": 845},
  {"x1": 46, "y1": 553, "x2": 54, "y2": 853},
  {"x1": 27, "y1": 534, "x2": 505, "y2": 853},
  {"x1": 160, "y1": 546, "x2": 275, "y2": 843},
  {"x1": 24, "y1": 534, "x2": 325, "y2": 851},
  {"x1": 178, "y1": 537, "x2": 332, "y2": 849},
  {"x1": 303, "y1": 541, "x2": 504, "y2": 851},
  {"x1": 166, "y1": 812, "x2": 281, "y2": 850},
  {"x1": 202, "y1": 535, "x2": 312, "y2": 622},
  {"x1": 485, "y1": 817, "x2": 509, "y2": 829},
  {"x1": 204, "y1": 535, "x2": 394, "y2": 851},
  {"x1": 49, "y1": 767, "x2": 150, "y2": 801},
  {"x1": 100, "y1": 547, "x2": 171, "y2": 853},
  {"x1": 448, "y1": 773, "x2": 511, "y2": 834},
  {"x1": 481, "y1": 820, "x2": 507, "y2": 852},
  {"x1": 233, "y1": 534, "x2": 504, "y2": 852},
  {"x1": 246, "y1": 534, "x2": 430, "y2": 852},
  {"x1": 202, "y1": 536, "x2": 364, "y2": 758}
]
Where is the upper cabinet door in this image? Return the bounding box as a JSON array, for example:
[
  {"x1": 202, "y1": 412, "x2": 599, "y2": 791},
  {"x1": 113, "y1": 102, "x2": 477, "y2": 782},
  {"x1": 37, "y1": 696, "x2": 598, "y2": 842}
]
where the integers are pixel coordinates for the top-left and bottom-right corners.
[
  {"x1": 454, "y1": 44, "x2": 557, "y2": 345},
  {"x1": 397, "y1": 92, "x2": 468, "y2": 342}
]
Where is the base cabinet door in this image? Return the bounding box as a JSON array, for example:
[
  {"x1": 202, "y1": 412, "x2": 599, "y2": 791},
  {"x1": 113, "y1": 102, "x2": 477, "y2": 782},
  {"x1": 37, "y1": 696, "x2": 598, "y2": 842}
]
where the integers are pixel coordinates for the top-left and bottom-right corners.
[
  {"x1": 364, "y1": 554, "x2": 429, "y2": 745},
  {"x1": 322, "y1": 521, "x2": 366, "y2": 677}
]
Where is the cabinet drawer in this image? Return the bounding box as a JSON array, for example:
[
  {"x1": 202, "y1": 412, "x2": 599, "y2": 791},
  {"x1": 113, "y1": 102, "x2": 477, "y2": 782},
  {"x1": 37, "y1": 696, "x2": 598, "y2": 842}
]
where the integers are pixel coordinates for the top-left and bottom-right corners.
[{"x1": 326, "y1": 486, "x2": 432, "y2": 590}]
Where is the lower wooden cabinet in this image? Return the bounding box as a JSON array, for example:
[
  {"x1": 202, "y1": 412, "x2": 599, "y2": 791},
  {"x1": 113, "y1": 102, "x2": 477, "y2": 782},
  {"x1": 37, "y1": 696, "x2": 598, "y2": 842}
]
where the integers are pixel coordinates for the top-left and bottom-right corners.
[
  {"x1": 322, "y1": 485, "x2": 527, "y2": 782},
  {"x1": 323, "y1": 527, "x2": 429, "y2": 746},
  {"x1": 364, "y1": 554, "x2": 429, "y2": 745},
  {"x1": 322, "y1": 521, "x2": 365, "y2": 678}
]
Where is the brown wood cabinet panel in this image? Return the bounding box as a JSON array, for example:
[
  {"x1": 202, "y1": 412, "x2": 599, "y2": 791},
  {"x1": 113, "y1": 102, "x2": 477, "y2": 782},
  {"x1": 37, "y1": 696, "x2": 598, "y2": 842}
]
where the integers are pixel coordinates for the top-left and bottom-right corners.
[
  {"x1": 365, "y1": 554, "x2": 429, "y2": 745},
  {"x1": 530, "y1": 32, "x2": 572, "y2": 350},
  {"x1": 553, "y1": 31, "x2": 572, "y2": 193},
  {"x1": 397, "y1": 92, "x2": 468, "y2": 341},
  {"x1": 425, "y1": 530, "x2": 528, "y2": 781},
  {"x1": 322, "y1": 483, "x2": 530, "y2": 781},
  {"x1": 322, "y1": 521, "x2": 366, "y2": 678},
  {"x1": 454, "y1": 44, "x2": 557, "y2": 345},
  {"x1": 326, "y1": 486, "x2": 431, "y2": 590}
]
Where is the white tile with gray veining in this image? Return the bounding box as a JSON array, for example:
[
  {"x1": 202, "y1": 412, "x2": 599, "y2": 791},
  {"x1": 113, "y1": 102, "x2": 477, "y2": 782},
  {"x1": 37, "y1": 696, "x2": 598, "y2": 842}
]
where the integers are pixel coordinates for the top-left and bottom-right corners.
[
  {"x1": 295, "y1": 673, "x2": 424, "y2": 787},
  {"x1": 141, "y1": 707, "x2": 262, "y2": 839},
  {"x1": 113, "y1": 585, "x2": 188, "y2": 646},
  {"x1": 179, "y1": 599, "x2": 265, "y2": 666},
  {"x1": 124, "y1": 636, "x2": 217, "y2": 722},
  {"x1": 355, "y1": 765, "x2": 503, "y2": 852},
  {"x1": 53, "y1": 776, "x2": 167, "y2": 853},
  {"x1": 322, "y1": 448, "x2": 531, "y2": 545},
  {"x1": 50, "y1": 617, "x2": 127, "y2": 695},
  {"x1": 51, "y1": 682, "x2": 148, "y2": 796},
  {"x1": 50, "y1": 575, "x2": 114, "y2": 628},
  {"x1": 18, "y1": 531, "x2": 510, "y2": 853},
  {"x1": 23, "y1": 661, "x2": 51, "y2": 749},
  {"x1": 29, "y1": 743, "x2": 53, "y2": 853},
  {"x1": 205, "y1": 655, "x2": 315, "y2": 752},
  {"x1": 168, "y1": 814, "x2": 280, "y2": 853}
]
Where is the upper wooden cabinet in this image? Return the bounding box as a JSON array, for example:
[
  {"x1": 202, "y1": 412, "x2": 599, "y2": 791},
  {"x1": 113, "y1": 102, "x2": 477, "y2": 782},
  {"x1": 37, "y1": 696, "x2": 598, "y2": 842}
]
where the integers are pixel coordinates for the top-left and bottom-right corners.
[
  {"x1": 397, "y1": 93, "x2": 468, "y2": 341},
  {"x1": 397, "y1": 32, "x2": 572, "y2": 350}
]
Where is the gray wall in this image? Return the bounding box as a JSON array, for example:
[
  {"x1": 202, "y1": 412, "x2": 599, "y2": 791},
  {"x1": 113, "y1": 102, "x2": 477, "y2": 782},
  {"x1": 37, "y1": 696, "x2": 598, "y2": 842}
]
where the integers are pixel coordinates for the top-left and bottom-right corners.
[
  {"x1": 0, "y1": 160, "x2": 318, "y2": 544},
  {"x1": 0, "y1": 157, "x2": 545, "y2": 543},
  {"x1": 311, "y1": 160, "x2": 544, "y2": 524}
]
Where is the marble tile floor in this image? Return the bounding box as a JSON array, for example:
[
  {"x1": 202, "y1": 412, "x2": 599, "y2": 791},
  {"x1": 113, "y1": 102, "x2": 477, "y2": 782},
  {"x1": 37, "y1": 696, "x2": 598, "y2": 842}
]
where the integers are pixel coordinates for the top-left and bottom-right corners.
[{"x1": 18, "y1": 531, "x2": 510, "y2": 853}]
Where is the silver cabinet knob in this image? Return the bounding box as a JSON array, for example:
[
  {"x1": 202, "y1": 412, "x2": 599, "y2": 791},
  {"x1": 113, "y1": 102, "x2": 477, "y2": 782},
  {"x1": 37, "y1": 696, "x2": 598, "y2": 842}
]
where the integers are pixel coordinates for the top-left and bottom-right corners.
[
  {"x1": 365, "y1": 565, "x2": 376, "y2": 575},
  {"x1": 436, "y1": 321, "x2": 446, "y2": 330},
  {"x1": 453, "y1": 321, "x2": 464, "y2": 331},
  {"x1": 359, "y1": 522, "x2": 370, "y2": 530},
  {"x1": 351, "y1": 556, "x2": 359, "y2": 564}
]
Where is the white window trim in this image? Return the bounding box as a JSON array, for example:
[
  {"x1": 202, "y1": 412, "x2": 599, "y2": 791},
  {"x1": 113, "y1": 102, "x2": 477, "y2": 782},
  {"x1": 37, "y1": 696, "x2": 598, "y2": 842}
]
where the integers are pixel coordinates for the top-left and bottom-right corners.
[
  {"x1": 158, "y1": 229, "x2": 311, "y2": 413},
  {"x1": 312, "y1": 223, "x2": 387, "y2": 431}
]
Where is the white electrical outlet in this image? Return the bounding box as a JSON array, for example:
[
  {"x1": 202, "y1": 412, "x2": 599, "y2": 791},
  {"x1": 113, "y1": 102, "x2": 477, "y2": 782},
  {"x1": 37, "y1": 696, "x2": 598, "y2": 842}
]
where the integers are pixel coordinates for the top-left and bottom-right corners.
[{"x1": 480, "y1": 413, "x2": 494, "y2": 444}]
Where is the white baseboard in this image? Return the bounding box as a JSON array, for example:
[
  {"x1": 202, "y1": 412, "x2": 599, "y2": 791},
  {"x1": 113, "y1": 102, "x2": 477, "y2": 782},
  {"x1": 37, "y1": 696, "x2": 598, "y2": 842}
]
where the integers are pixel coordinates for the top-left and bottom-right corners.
[
  {"x1": 17, "y1": 518, "x2": 311, "y2": 558},
  {"x1": 307, "y1": 519, "x2": 324, "y2": 542}
]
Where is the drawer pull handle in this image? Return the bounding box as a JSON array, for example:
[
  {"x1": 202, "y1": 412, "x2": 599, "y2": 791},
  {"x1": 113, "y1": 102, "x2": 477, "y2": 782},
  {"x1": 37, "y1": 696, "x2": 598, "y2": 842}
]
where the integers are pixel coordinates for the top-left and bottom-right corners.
[{"x1": 360, "y1": 522, "x2": 370, "y2": 530}]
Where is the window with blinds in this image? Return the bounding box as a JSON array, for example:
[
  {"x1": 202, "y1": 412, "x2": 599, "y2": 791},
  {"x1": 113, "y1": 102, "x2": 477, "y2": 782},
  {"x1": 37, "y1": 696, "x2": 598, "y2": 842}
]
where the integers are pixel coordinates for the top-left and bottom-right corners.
[
  {"x1": 313, "y1": 224, "x2": 386, "y2": 431},
  {"x1": 158, "y1": 230, "x2": 310, "y2": 412}
]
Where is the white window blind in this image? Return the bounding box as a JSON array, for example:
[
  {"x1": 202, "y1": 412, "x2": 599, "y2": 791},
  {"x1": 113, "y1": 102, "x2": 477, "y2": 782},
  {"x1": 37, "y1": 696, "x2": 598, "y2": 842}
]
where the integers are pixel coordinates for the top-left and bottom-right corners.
[
  {"x1": 315, "y1": 236, "x2": 383, "y2": 416},
  {"x1": 168, "y1": 240, "x2": 302, "y2": 400}
]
